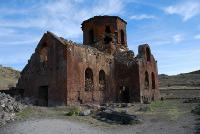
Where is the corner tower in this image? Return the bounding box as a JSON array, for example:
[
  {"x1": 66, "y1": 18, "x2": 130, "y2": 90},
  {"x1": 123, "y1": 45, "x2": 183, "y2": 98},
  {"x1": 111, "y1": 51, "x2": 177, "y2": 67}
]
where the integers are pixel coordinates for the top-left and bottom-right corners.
[{"x1": 81, "y1": 16, "x2": 128, "y2": 54}]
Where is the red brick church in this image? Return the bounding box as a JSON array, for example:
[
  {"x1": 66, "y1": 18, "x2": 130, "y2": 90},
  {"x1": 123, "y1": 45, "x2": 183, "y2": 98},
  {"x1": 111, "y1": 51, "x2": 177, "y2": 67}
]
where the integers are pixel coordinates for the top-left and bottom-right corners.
[{"x1": 16, "y1": 16, "x2": 159, "y2": 106}]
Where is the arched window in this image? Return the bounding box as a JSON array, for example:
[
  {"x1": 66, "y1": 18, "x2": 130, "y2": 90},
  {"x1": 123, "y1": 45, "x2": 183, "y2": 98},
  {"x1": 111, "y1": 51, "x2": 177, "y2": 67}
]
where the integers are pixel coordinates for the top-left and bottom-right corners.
[
  {"x1": 39, "y1": 43, "x2": 48, "y2": 62},
  {"x1": 85, "y1": 68, "x2": 94, "y2": 91},
  {"x1": 145, "y1": 71, "x2": 149, "y2": 90},
  {"x1": 99, "y1": 70, "x2": 106, "y2": 90},
  {"x1": 120, "y1": 29, "x2": 125, "y2": 44},
  {"x1": 89, "y1": 29, "x2": 94, "y2": 44},
  {"x1": 151, "y1": 72, "x2": 156, "y2": 89},
  {"x1": 146, "y1": 47, "x2": 151, "y2": 62}
]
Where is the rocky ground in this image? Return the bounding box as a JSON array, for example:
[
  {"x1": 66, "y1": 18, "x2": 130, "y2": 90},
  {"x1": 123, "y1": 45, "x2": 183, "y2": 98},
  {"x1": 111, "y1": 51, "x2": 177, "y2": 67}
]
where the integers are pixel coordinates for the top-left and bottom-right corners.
[
  {"x1": 0, "y1": 93, "x2": 24, "y2": 126},
  {"x1": 0, "y1": 99, "x2": 198, "y2": 134},
  {"x1": 0, "y1": 115, "x2": 195, "y2": 134}
]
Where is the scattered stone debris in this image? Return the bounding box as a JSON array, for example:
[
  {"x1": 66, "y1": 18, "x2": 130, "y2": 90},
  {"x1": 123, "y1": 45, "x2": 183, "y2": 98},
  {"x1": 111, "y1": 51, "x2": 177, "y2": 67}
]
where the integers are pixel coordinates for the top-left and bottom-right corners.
[
  {"x1": 101, "y1": 103, "x2": 134, "y2": 108},
  {"x1": 183, "y1": 97, "x2": 200, "y2": 103},
  {"x1": 0, "y1": 93, "x2": 25, "y2": 126},
  {"x1": 95, "y1": 107, "x2": 140, "y2": 125},
  {"x1": 79, "y1": 109, "x2": 91, "y2": 116},
  {"x1": 85, "y1": 79, "x2": 94, "y2": 91}
]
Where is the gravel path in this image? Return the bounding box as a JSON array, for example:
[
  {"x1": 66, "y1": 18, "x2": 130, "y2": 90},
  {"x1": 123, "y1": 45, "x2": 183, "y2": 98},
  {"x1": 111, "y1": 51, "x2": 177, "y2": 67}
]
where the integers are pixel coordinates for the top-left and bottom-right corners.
[
  {"x1": 0, "y1": 114, "x2": 196, "y2": 134},
  {"x1": 0, "y1": 118, "x2": 108, "y2": 134}
]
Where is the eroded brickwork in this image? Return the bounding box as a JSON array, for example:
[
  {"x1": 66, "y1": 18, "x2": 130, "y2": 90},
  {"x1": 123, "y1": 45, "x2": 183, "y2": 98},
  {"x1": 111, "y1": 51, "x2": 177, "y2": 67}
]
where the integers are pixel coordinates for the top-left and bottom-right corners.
[{"x1": 16, "y1": 16, "x2": 159, "y2": 106}]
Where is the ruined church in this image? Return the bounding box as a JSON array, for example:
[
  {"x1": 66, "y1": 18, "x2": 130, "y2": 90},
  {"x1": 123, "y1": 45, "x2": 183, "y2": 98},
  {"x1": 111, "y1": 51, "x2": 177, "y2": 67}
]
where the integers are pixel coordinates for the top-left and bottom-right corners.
[{"x1": 16, "y1": 16, "x2": 159, "y2": 106}]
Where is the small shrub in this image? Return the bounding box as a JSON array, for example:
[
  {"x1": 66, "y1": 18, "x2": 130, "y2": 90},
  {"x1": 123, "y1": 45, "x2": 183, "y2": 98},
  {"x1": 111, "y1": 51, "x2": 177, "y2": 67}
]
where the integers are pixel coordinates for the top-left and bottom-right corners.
[{"x1": 66, "y1": 106, "x2": 80, "y2": 116}]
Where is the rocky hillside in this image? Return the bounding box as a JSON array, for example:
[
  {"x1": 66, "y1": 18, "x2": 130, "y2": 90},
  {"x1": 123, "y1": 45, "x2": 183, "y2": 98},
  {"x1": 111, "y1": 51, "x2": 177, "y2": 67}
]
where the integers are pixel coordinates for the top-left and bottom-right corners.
[
  {"x1": 159, "y1": 70, "x2": 200, "y2": 88},
  {"x1": 0, "y1": 65, "x2": 20, "y2": 90}
]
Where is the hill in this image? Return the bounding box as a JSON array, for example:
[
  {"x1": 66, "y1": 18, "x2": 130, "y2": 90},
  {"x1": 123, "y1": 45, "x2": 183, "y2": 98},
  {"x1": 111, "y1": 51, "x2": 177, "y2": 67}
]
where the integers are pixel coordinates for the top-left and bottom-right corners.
[
  {"x1": 0, "y1": 65, "x2": 20, "y2": 90},
  {"x1": 159, "y1": 70, "x2": 200, "y2": 88},
  {"x1": 159, "y1": 70, "x2": 200, "y2": 99}
]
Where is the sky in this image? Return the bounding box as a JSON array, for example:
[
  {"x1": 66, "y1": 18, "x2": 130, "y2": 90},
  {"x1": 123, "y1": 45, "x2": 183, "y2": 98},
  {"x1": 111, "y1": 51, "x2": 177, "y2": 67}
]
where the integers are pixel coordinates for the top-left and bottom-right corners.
[{"x1": 0, "y1": 0, "x2": 200, "y2": 75}]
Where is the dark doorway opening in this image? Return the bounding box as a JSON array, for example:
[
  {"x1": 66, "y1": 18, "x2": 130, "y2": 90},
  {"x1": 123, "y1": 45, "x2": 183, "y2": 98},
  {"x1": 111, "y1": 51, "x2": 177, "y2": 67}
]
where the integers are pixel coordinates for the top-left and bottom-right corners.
[
  {"x1": 105, "y1": 26, "x2": 111, "y2": 33},
  {"x1": 151, "y1": 72, "x2": 156, "y2": 89},
  {"x1": 120, "y1": 86, "x2": 130, "y2": 103},
  {"x1": 19, "y1": 89, "x2": 24, "y2": 98},
  {"x1": 104, "y1": 36, "x2": 112, "y2": 44},
  {"x1": 38, "y1": 86, "x2": 48, "y2": 106}
]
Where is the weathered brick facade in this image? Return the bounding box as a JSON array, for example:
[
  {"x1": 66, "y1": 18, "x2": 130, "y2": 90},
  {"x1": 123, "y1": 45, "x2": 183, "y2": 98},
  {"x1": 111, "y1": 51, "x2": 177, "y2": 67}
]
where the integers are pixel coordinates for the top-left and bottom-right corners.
[{"x1": 16, "y1": 16, "x2": 159, "y2": 106}]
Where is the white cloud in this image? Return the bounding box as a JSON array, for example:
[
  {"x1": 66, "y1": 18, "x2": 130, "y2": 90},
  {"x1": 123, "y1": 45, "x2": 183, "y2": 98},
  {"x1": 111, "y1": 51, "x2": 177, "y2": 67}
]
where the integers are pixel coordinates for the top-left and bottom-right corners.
[
  {"x1": 172, "y1": 34, "x2": 184, "y2": 43},
  {"x1": 164, "y1": 1, "x2": 200, "y2": 21},
  {"x1": 0, "y1": 0, "x2": 126, "y2": 39},
  {"x1": 129, "y1": 14, "x2": 156, "y2": 20},
  {"x1": 194, "y1": 34, "x2": 200, "y2": 40},
  {"x1": 0, "y1": 0, "x2": 127, "y2": 69}
]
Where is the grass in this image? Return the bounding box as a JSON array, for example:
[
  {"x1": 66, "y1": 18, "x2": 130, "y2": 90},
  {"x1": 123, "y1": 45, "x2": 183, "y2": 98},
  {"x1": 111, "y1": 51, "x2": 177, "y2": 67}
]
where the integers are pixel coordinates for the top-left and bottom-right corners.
[
  {"x1": 144, "y1": 100, "x2": 190, "y2": 121},
  {"x1": 15, "y1": 105, "x2": 117, "y2": 129},
  {"x1": 15, "y1": 100, "x2": 195, "y2": 128},
  {"x1": 16, "y1": 107, "x2": 35, "y2": 119},
  {"x1": 16, "y1": 106, "x2": 70, "y2": 120},
  {"x1": 65, "y1": 106, "x2": 81, "y2": 116}
]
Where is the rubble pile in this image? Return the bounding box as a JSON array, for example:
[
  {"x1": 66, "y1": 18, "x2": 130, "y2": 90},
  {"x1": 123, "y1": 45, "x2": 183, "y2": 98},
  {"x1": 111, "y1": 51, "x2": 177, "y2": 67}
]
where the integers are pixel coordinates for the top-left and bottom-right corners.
[
  {"x1": 85, "y1": 79, "x2": 94, "y2": 91},
  {"x1": 0, "y1": 93, "x2": 24, "y2": 126},
  {"x1": 99, "y1": 80, "x2": 105, "y2": 90}
]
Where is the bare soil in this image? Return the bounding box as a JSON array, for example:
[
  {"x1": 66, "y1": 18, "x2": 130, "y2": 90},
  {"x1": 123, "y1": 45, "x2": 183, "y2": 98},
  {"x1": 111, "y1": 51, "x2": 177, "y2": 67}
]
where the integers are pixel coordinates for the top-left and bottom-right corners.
[{"x1": 0, "y1": 99, "x2": 198, "y2": 134}]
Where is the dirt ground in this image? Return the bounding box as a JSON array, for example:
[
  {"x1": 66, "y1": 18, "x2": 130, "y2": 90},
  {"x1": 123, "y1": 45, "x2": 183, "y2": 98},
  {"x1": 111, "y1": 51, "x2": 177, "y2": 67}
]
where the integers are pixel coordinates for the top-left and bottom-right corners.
[{"x1": 0, "y1": 100, "x2": 198, "y2": 134}]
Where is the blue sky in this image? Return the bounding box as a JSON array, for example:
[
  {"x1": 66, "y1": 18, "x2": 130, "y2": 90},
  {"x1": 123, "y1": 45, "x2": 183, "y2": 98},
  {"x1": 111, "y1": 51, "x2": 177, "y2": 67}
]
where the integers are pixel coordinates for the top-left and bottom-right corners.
[{"x1": 0, "y1": 0, "x2": 200, "y2": 75}]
